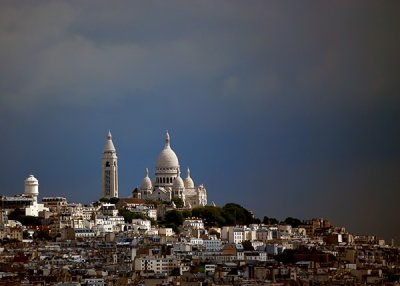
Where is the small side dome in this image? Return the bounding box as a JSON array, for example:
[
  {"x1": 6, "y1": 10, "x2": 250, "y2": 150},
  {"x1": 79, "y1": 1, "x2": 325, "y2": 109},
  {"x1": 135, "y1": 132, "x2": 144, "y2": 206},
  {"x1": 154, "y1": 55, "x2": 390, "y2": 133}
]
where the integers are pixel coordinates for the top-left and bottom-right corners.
[
  {"x1": 140, "y1": 168, "x2": 152, "y2": 190},
  {"x1": 172, "y1": 170, "x2": 185, "y2": 189},
  {"x1": 184, "y1": 167, "x2": 194, "y2": 188}
]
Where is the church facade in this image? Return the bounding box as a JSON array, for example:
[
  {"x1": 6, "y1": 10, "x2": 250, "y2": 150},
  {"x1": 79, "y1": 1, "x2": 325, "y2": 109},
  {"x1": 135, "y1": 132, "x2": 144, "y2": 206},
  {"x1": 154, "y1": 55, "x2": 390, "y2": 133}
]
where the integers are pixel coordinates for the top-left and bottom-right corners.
[
  {"x1": 101, "y1": 131, "x2": 207, "y2": 208},
  {"x1": 133, "y1": 132, "x2": 207, "y2": 208}
]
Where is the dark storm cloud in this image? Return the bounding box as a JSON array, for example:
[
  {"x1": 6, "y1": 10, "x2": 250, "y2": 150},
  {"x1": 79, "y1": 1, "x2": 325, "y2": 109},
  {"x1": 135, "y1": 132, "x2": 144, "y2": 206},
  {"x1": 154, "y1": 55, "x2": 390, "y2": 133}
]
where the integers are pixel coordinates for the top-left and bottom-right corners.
[
  {"x1": 2, "y1": 1, "x2": 396, "y2": 110},
  {"x1": 1, "y1": 1, "x2": 399, "y2": 240}
]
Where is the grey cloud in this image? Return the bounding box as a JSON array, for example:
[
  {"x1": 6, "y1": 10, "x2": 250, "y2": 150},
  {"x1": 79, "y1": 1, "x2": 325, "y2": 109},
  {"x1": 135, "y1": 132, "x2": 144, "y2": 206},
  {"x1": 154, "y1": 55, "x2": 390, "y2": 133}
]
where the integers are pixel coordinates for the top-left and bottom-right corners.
[{"x1": 2, "y1": 1, "x2": 399, "y2": 112}]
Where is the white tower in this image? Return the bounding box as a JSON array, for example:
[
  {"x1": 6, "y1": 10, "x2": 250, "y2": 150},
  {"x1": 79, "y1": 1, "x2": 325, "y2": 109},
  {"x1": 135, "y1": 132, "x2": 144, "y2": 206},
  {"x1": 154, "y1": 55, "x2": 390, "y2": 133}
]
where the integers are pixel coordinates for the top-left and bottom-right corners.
[
  {"x1": 24, "y1": 175, "x2": 39, "y2": 203},
  {"x1": 24, "y1": 174, "x2": 47, "y2": 217},
  {"x1": 102, "y1": 131, "x2": 118, "y2": 198}
]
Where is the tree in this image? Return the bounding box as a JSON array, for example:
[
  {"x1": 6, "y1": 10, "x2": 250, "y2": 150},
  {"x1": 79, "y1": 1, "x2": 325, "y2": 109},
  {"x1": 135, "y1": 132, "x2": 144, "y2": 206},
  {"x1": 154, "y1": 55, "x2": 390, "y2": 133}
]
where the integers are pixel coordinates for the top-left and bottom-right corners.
[
  {"x1": 164, "y1": 210, "x2": 184, "y2": 227},
  {"x1": 99, "y1": 197, "x2": 110, "y2": 203},
  {"x1": 192, "y1": 206, "x2": 225, "y2": 227},
  {"x1": 182, "y1": 209, "x2": 192, "y2": 218},
  {"x1": 145, "y1": 199, "x2": 161, "y2": 206},
  {"x1": 242, "y1": 240, "x2": 255, "y2": 251},
  {"x1": 221, "y1": 203, "x2": 253, "y2": 226},
  {"x1": 263, "y1": 216, "x2": 279, "y2": 225},
  {"x1": 33, "y1": 230, "x2": 51, "y2": 240},
  {"x1": 170, "y1": 267, "x2": 181, "y2": 276},
  {"x1": 20, "y1": 216, "x2": 42, "y2": 226},
  {"x1": 208, "y1": 229, "x2": 220, "y2": 239},
  {"x1": 8, "y1": 208, "x2": 41, "y2": 226},
  {"x1": 23, "y1": 230, "x2": 31, "y2": 239},
  {"x1": 253, "y1": 217, "x2": 261, "y2": 224},
  {"x1": 8, "y1": 208, "x2": 24, "y2": 221},
  {"x1": 119, "y1": 209, "x2": 150, "y2": 222},
  {"x1": 283, "y1": 217, "x2": 302, "y2": 228},
  {"x1": 165, "y1": 223, "x2": 179, "y2": 234},
  {"x1": 109, "y1": 197, "x2": 120, "y2": 204},
  {"x1": 275, "y1": 249, "x2": 295, "y2": 264},
  {"x1": 172, "y1": 198, "x2": 184, "y2": 208}
]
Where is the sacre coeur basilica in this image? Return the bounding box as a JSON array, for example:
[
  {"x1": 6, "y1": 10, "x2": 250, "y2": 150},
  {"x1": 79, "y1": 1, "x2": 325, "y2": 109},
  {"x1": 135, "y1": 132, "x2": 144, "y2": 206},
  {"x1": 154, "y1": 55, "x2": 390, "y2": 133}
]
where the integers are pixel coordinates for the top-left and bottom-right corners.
[{"x1": 101, "y1": 131, "x2": 207, "y2": 208}]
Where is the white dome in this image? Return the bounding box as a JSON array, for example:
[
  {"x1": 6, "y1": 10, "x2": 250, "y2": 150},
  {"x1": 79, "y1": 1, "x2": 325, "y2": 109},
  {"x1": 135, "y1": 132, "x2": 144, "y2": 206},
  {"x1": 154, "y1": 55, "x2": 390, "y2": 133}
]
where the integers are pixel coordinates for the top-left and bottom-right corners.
[
  {"x1": 141, "y1": 168, "x2": 152, "y2": 190},
  {"x1": 25, "y1": 174, "x2": 38, "y2": 184},
  {"x1": 184, "y1": 167, "x2": 194, "y2": 188},
  {"x1": 173, "y1": 172, "x2": 185, "y2": 189},
  {"x1": 156, "y1": 131, "x2": 179, "y2": 169}
]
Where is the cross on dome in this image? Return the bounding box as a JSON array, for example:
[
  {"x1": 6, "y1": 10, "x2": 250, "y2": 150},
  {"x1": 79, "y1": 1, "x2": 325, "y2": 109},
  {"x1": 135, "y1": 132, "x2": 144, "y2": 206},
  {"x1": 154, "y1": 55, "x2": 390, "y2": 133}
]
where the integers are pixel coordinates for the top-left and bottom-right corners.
[
  {"x1": 165, "y1": 130, "x2": 170, "y2": 147},
  {"x1": 186, "y1": 167, "x2": 191, "y2": 178}
]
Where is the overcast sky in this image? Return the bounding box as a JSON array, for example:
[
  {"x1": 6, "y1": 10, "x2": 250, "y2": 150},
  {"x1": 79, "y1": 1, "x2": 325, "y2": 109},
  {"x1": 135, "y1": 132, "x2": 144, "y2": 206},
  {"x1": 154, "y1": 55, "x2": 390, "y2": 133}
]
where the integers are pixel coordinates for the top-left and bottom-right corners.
[{"x1": 1, "y1": 1, "x2": 399, "y2": 241}]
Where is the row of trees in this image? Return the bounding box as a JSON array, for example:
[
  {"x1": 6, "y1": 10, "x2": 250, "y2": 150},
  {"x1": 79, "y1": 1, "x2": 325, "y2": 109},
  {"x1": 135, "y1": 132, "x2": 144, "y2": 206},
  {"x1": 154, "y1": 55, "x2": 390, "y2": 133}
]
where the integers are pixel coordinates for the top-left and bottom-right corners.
[
  {"x1": 161, "y1": 204, "x2": 304, "y2": 233},
  {"x1": 161, "y1": 203, "x2": 255, "y2": 232},
  {"x1": 99, "y1": 197, "x2": 303, "y2": 228}
]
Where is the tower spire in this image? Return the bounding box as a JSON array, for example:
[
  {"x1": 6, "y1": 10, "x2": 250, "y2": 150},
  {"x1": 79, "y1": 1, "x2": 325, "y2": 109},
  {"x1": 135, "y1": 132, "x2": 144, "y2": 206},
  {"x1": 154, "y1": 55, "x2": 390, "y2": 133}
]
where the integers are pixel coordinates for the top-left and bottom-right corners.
[{"x1": 104, "y1": 130, "x2": 116, "y2": 152}]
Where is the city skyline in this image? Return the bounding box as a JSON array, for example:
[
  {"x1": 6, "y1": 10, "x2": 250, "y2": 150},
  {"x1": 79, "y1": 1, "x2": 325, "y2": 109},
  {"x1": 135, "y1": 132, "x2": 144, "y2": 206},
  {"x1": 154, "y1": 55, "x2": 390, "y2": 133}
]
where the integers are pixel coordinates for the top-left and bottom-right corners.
[{"x1": 1, "y1": 1, "x2": 399, "y2": 241}]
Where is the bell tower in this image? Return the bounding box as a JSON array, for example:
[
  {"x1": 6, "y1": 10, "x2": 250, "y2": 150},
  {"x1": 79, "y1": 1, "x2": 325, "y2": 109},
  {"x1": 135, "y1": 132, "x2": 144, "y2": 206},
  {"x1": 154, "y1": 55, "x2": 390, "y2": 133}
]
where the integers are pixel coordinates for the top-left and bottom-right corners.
[{"x1": 102, "y1": 131, "x2": 118, "y2": 198}]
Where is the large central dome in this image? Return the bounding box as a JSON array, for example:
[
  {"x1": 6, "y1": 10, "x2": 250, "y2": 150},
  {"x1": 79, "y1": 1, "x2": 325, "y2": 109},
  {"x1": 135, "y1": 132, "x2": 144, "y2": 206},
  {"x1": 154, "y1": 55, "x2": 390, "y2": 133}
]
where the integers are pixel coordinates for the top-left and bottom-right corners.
[{"x1": 156, "y1": 131, "x2": 179, "y2": 169}]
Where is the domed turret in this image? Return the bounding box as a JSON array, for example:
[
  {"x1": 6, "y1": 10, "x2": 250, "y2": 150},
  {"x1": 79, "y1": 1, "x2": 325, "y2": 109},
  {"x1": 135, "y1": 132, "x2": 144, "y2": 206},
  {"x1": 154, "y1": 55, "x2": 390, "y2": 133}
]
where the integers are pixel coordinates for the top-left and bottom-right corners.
[
  {"x1": 104, "y1": 130, "x2": 116, "y2": 153},
  {"x1": 172, "y1": 170, "x2": 185, "y2": 189},
  {"x1": 155, "y1": 131, "x2": 180, "y2": 188},
  {"x1": 156, "y1": 131, "x2": 179, "y2": 169},
  {"x1": 24, "y1": 174, "x2": 39, "y2": 197},
  {"x1": 184, "y1": 167, "x2": 195, "y2": 188},
  {"x1": 141, "y1": 168, "x2": 153, "y2": 190}
]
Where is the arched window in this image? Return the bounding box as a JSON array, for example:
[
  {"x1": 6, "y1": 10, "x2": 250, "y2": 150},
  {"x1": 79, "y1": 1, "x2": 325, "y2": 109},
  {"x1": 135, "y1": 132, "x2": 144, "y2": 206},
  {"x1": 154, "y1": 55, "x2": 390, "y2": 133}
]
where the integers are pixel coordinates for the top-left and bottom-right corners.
[{"x1": 105, "y1": 161, "x2": 110, "y2": 167}]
